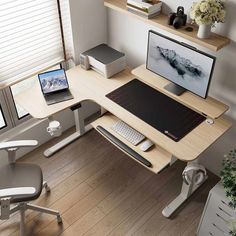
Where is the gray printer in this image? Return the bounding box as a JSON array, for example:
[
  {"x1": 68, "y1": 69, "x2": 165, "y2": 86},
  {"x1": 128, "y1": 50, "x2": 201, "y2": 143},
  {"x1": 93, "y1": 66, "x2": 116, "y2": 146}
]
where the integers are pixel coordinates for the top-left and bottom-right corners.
[{"x1": 79, "y1": 44, "x2": 126, "y2": 78}]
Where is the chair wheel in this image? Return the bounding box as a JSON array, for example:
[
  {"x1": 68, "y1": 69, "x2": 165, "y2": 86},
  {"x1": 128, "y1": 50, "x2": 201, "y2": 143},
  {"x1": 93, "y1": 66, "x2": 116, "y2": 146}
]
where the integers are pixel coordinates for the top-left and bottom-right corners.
[
  {"x1": 44, "y1": 184, "x2": 51, "y2": 192},
  {"x1": 57, "y1": 215, "x2": 63, "y2": 224}
]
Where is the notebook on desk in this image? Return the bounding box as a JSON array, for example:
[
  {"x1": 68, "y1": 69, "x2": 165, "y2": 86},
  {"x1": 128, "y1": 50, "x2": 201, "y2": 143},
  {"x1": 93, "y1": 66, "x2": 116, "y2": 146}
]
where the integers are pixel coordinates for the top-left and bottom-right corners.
[{"x1": 106, "y1": 79, "x2": 205, "y2": 142}]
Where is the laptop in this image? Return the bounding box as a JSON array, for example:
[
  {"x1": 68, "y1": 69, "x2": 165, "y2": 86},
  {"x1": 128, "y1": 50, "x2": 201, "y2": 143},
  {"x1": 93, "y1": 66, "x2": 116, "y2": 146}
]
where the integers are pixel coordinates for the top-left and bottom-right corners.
[{"x1": 38, "y1": 68, "x2": 74, "y2": 105}]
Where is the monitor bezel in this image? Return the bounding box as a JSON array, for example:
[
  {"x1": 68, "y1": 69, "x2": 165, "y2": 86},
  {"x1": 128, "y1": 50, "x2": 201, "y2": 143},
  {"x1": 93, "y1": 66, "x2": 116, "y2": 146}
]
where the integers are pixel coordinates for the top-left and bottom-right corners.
[
  {"x1": 146, "y1": 30, "x2": 216, "y2": 99},
  {"x1": 38, "y1": 68, "x2": 69, "y2": 95}
]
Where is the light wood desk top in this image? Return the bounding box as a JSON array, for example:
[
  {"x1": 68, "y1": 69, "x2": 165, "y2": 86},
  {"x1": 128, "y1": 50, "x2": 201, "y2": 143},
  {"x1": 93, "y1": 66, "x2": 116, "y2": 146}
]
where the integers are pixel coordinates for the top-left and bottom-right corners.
[
  {"x1": 15, "y1": 66, "x2": 232, "y2": 162},
  {"x1": 15, "y1": 66, "x2": 133, "y2": 119}
]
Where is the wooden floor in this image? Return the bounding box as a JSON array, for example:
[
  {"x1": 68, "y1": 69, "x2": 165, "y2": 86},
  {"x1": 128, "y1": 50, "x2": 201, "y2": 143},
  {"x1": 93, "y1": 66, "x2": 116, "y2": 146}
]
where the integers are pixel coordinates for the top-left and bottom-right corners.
[{"x1": 0, "y1": 128, "x2": 219, "y2": 236}]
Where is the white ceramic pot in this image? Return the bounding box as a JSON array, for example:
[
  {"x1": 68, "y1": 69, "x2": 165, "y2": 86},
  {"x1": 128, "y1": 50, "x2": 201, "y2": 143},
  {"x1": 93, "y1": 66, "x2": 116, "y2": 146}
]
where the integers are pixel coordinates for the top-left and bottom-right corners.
[{"x1": 197, "y1": 24, "x2": 211, "y2": 39}]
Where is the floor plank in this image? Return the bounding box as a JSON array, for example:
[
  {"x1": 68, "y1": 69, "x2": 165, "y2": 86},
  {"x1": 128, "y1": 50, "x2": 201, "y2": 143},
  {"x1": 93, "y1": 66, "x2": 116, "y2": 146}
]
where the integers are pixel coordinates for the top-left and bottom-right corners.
[{"x1": 0, "y1": 129, "x2": 219, "y2": 236}]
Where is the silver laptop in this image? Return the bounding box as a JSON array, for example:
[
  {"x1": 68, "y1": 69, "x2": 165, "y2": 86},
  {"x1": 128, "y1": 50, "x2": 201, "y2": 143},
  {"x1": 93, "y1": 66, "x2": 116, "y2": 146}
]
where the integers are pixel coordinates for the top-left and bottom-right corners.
[{"x1": 38, "y1": 68, "x2": 74, "y2": 105}]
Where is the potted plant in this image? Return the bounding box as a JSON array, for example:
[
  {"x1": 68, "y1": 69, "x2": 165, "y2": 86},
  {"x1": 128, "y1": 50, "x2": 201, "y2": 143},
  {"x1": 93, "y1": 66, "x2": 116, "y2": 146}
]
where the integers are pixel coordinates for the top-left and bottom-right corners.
[
  {"x1": 190, "y1": 0, "x2": 226, "y2": 39},
  {"x1": 220, "y1": 149, "x2": 236, "y2": 236}
]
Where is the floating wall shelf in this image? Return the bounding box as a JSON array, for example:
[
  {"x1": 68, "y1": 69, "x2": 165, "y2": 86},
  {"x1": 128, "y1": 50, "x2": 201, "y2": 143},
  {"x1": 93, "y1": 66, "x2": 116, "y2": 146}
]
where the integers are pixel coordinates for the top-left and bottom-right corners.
[{"x1": 104, "y1": 0, "x2": 230, "y2": 51}]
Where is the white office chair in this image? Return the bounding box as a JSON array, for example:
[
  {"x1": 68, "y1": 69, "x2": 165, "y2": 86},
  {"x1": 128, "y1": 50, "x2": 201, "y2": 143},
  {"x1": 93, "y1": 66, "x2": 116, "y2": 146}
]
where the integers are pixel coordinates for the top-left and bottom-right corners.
[{"x1": 0, "y1": 140, "x2": 62, "y2": 236}]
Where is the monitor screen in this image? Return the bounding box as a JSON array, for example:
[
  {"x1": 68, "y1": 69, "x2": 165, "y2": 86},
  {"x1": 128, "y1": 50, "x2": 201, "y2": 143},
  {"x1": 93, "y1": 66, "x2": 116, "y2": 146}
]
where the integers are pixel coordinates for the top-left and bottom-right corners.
[
  {"x1": 38, "y1": 69, "x2": 69, "y2": 94},
  {"x1": 146, "y1": 30, "x2": 215, "y2": 98}
]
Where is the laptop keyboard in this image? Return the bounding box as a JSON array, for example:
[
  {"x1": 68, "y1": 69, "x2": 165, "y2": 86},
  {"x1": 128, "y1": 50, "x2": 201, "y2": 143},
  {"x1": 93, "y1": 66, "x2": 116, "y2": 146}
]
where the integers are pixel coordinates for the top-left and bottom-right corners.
[{"x1": 45, "y1": 90, "x2": 73, "y2": 105}]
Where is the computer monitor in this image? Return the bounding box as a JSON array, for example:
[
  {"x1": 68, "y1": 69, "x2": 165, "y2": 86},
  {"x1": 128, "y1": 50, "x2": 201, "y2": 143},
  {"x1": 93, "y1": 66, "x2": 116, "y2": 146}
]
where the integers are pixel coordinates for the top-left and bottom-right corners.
[
  {"x1": 38, "y1": 68, "x2": 69, "y2": 94},
  {"x1": 146, "y1": 30, "x2": 216, "y2": 98}
]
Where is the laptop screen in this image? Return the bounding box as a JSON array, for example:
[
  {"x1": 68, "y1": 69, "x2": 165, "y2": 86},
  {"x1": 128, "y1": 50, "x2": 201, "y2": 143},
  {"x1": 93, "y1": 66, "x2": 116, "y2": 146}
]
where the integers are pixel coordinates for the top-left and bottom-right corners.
[{"x1": 38, "y1": 69, "x2": 69, "y2": 94}]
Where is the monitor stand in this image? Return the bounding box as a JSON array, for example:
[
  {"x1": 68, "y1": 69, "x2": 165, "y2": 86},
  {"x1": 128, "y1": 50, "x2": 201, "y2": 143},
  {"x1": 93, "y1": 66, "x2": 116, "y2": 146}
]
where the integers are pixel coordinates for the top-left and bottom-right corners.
[{"x1": 164, "y1": 83, "x2": 186, "y2": 96}]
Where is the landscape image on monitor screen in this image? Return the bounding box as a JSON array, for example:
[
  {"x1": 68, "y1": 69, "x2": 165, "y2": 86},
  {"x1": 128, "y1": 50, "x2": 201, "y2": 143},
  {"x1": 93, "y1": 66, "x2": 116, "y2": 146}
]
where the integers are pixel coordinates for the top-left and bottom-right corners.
[
  {"x1": 39, "y1": 70, "x2": 68, "y2": 94},
  {"x1": 147, "y1": 32, "x2": 214, "y2": 98}
]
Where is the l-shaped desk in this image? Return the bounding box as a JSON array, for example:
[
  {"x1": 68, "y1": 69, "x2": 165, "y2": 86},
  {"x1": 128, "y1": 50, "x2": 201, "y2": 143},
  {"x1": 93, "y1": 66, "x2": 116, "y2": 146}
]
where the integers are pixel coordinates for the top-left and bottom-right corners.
[{"x1": 15, "y1": 65, "x2": 231, "y2": 217}]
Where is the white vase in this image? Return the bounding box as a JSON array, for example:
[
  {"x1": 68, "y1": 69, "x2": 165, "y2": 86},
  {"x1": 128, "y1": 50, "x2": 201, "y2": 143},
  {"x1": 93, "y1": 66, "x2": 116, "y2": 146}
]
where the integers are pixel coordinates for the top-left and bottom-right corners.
[{"x1": 197, "y1": 24, "x2": 211, "y2": 39}]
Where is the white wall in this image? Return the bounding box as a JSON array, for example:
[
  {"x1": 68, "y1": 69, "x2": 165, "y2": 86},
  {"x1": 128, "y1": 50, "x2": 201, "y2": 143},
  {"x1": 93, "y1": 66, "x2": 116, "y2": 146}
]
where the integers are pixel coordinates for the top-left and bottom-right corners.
[
  {"x1": 107, "y1": 0, "x2": 236, "y2": 175},
  {"x1": 67, "y1": 0, "x2": 108, "y2": 121},
  {"x1": 69, "y1": 0, "x2": 107, "y2": 64}
]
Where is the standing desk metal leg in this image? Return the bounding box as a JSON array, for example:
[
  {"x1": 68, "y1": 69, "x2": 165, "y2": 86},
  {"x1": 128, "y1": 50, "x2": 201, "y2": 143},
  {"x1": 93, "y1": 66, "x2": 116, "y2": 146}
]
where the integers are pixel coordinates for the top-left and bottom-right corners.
[
  {"x1": 162, "y1": 160, "x2": 207, "y2": 218},
  {"x1": 44, "y1": 105, "x2": 93, "y2": 157}
]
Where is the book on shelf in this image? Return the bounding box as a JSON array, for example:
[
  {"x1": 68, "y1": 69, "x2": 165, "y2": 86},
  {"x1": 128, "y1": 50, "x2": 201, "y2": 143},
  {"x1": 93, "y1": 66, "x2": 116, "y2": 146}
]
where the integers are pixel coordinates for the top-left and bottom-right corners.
[
  {"x1": 127, "y1": 5, "x2": 161, "y2": 19},
  {"x1": 127, "y1": 0, "x2": 162, "y2": 14}
]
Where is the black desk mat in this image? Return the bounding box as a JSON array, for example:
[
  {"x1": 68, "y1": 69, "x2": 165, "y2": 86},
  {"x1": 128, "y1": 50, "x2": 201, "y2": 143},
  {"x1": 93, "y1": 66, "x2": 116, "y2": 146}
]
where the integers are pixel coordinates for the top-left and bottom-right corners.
[{"x1": 106, "y1": 79, "x2": 205, "y2": 142}]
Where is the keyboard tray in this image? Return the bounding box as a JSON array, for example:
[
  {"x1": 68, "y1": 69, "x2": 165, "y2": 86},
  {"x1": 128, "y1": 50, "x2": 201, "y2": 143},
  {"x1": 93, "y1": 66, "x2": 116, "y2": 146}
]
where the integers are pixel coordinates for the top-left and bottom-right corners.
[
  {"x1": 91, "y1": 113, "x2": 172, "y2": 174},
  {"x1": 106, "y1": 79, "x2": 205, "y2": 142}
]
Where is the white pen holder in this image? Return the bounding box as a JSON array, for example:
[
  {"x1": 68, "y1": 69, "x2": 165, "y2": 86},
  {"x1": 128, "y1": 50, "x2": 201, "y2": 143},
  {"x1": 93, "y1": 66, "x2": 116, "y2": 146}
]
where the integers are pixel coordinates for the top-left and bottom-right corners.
[{"x1": 47, "y1": 120, "x2": 62, "y2": 137}]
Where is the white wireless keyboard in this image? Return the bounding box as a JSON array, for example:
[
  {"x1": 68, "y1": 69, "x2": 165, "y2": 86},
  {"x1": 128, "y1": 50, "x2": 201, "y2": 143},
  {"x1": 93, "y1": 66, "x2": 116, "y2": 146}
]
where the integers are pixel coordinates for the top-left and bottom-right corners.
[{"x1": 111, "y1": 120, "x2": 145, "y2": 146}]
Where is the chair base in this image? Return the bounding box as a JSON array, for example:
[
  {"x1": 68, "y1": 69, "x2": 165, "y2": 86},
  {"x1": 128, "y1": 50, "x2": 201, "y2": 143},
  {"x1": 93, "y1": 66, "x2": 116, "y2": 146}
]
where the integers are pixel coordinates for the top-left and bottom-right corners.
[
  {"x1": 11, "y1": 202, "x2": 62, "y2": 236},
  {"x1": 7, "y1": 181, "x2": 62, "y2": 236},
  {"x1": 43, "y1": 181, "x2": 51, "y2": 193}
]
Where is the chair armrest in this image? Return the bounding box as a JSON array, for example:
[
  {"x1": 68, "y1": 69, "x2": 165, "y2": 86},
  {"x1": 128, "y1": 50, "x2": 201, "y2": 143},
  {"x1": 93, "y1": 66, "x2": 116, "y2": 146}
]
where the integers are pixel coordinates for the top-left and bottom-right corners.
[
  {"x1": 0, "y1": 140, "x2": 38, "y2": 151},
  {"x1": 0, "y1": 187, "x2": 36, "y2": 198}
]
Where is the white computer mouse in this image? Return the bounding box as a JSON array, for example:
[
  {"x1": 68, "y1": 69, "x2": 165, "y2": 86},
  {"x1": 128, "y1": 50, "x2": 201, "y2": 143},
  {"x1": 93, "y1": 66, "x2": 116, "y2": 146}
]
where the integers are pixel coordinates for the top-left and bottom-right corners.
[{"x1": 140, "y1": 139, "x2": 154, "y2": 152}]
